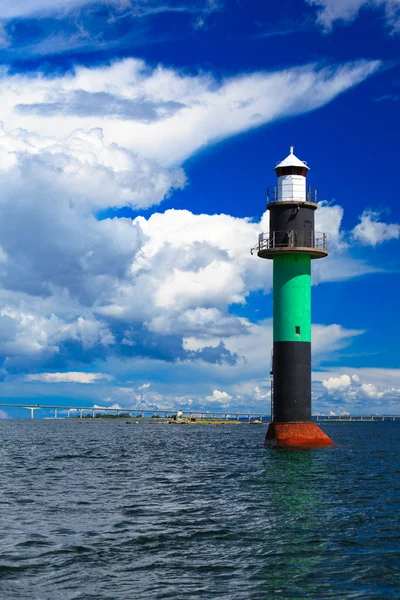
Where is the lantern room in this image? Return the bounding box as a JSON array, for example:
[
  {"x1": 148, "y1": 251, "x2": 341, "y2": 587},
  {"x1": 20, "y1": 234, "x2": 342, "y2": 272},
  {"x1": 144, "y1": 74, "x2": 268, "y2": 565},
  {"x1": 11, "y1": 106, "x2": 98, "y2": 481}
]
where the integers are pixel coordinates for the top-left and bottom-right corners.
[{"x1": 274, "y1": 146, "x2": 309, "y2": 202}]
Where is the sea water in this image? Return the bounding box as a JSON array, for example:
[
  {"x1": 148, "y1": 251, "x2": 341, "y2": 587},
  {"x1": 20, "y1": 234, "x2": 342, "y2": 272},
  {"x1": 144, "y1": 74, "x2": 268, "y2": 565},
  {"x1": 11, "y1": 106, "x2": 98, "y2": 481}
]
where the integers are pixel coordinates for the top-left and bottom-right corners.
[{"x1": 0, "y1": 420, "x2": 399, "y2": 599}]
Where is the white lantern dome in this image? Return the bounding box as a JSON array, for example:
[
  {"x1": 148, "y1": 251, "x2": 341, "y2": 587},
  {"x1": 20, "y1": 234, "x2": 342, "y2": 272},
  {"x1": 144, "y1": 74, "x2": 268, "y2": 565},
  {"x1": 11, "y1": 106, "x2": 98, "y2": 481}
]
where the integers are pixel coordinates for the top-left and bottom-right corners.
[{"x1": 274, "y1": 146, "x2": 309, "y2": 202}]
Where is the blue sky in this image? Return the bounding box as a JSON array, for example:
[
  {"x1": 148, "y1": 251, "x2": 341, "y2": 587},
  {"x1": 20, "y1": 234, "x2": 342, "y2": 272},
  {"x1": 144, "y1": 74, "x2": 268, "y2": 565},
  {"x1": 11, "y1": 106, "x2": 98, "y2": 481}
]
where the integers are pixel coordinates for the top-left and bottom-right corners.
[{"x1": 0, "y1": 0, "x2": 398, "y2": 418}]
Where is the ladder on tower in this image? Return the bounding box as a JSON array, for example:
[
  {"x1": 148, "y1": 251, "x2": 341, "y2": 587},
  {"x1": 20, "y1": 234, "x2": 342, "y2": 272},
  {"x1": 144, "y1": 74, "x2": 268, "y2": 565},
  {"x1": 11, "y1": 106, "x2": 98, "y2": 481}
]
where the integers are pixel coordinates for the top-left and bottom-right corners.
[{"x1": 270, "y1": 349, "x2": 274, "y2": 422}]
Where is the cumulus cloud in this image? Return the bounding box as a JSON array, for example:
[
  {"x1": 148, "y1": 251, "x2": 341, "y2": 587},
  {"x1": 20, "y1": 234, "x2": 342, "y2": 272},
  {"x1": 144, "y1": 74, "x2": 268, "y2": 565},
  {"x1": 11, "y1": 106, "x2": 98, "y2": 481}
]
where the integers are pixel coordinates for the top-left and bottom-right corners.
[
  {"x1": 315, "y1": 202, "x2": 347, "y2": 251},
  {"x1": 306, "y1": 0, "x2": 400, "y2": 33},
  {"x1": 352, "y1": 210, "x2": 400, "y2": 246},
  {"x1": 313, "y1": 203, "x2": 388, "y2": 283},
  {"x1": 147, "y1": 307, "x2": 249, "y2": 338},
  {"x1": 322, "y1": 373, "x2": 358, "y2": 393},
  {"x1": 0, "y1": 199, "x2": 383, "y2": 376},
  {"x1": 314, "y1": 368, "x2": 400, "y2": 413},
  {"x1": 205, "y1": 389, "x2": 232, "y2": 406},
  {"x1": 26, "y1": 372, "x2": 113, "y2": 383},
  {"x1": 0, "y1": 124, "x2": 186, "y2": 211},
  {"x1": 137, "y1": 382, "x2": 150, "y2": 391},
  {"x1": 0, "y1": 309, "x2": 115, "y2": 369},
  {"x1": 253, "y1": 385, "x2": 270, "y2": 401},
  {"x1": 94, "y1": 403, "x2": 123, "y2": 410}
]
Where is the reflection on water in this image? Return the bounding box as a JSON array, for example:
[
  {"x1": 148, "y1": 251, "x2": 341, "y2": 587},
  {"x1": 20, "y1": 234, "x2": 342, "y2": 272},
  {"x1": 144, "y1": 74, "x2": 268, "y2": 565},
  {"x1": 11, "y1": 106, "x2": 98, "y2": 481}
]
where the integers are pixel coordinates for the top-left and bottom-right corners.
[
  {"x1": 253, "y1": 449, "x2": 328, "y2": 598},
  {"x1": 0, "y1": 420, "x2": 398, "y2": 599}
]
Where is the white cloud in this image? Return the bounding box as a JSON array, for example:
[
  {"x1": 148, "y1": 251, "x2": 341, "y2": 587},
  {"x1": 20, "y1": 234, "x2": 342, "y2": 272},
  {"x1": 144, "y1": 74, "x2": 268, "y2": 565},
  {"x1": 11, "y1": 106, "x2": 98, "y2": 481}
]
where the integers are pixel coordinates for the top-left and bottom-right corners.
[
  {"x1": 322, "y1": 374, "x2": 352, "y2": 394},
  {"x1": 0, "y1": 2, "x2": 224, "y2": 56},
  {"x1": 0, "y1": 124, "x2": 185, "y2": 210},
  {"x1": 0, "y1": 0, "x2": 220, "y2": 21},
  {"x1": 315, "y1": 202, "x2": 347, "y2": 251},
  {"x1": 307, "y1": 0, "x2": 400, "y2": 33},
  {"x1": 352, "y1": 210, "x2": 400, "y2": 246},
  {"x1": 94, "y1": 403, "x2": 123, "y2": 410},
  {"x1": 0, "y1": 0, "x2": 128, "y2": 19},
  {"x1": 137, "y1": 383, "x2": 150, "y2": 391},
  {"x1": 148, "y1": 307, "x2": 248, "y2": 338},
  {"x1": 312, "y1": 203, "x2": 389, "y2": 284},
  {"x1": 156, "y1": 261, "x2": 245, "y2": 310},
  {"x1": 25, "y1": 372, "x2": 113, "y2": 383},
  {"x1": 323, "y1": 373, "x2": 352, "y2": 392},
  {"x1": 358, "y1": 382, "x2": 382, "y2": 399},
  {"x1": 0, "y1": 309, "x2": 114, "y2": 366},
  {"x1": 0, "y1": 58, "x2": 380, "y2": 168},
  {"x1": 314, "y1": 368, "x2": 400, "y2": 413},
  {"x1": 313, "y1": 325, "x2": 364, "y2": 359},
  {"x1": 205, "y1": 389, "x2": 232, "y2": 406},
  {"x1": 253, "y1": 385, "x2": 270, "y2": 401},
  {"x1": 96, "y1": 208, "x2": 269, "y2": 331}
]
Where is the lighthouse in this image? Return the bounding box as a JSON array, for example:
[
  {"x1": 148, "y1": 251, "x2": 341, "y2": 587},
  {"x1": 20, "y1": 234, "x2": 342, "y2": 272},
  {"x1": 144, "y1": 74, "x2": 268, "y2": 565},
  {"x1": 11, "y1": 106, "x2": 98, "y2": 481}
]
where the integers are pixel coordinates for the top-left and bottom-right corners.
[{"x1": 255, "y1": 147, "x2": 334, "y2": 447}]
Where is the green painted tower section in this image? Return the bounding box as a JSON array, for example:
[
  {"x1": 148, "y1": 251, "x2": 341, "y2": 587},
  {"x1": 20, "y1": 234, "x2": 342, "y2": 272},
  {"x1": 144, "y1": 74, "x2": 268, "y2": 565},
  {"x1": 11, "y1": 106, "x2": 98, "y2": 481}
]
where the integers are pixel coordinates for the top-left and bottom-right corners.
[{"x1": 273, "y1": 254, "x2": 311, "y2": 343}]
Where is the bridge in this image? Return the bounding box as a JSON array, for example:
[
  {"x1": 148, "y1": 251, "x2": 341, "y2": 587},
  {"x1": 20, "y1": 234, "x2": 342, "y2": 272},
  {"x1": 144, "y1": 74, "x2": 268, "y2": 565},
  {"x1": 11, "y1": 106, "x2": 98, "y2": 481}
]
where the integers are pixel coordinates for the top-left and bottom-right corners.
[
  {"x1": 0, "y1": 403, "x2": 269, "y2": 421},
  {"x1": 0, "y1": 403, "x2": 398, "y2": 422}
]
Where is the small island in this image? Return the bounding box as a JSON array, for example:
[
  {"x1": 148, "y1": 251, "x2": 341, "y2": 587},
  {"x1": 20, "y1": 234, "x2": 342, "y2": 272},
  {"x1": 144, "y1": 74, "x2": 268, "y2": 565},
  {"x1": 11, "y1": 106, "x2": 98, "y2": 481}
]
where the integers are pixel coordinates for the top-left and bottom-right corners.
[{"x1": 73, "y1": 412, "x2": 263, "y2": 425}]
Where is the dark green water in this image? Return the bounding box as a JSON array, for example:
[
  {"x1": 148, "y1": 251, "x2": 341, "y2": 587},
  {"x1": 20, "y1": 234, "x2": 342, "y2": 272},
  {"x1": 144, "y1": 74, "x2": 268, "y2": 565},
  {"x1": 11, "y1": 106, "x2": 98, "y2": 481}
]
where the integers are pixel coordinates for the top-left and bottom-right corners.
[{"x1": 0, "y1": 420, "x2": 399, "y2": 599}]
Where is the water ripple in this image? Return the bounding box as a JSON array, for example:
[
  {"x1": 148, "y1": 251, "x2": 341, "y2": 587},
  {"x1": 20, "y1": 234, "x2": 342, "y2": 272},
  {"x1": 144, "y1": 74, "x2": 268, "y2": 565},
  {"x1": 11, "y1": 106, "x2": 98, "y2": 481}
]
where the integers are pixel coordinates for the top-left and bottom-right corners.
[{"x1": 0, "y1": 421, "x2": 399, "y2": 599}]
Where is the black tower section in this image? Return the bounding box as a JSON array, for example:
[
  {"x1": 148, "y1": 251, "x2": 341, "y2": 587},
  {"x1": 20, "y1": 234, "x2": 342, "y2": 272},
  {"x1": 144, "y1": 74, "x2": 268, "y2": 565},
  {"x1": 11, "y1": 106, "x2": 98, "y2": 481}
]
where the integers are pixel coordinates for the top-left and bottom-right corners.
[
  {"x1": 272, "y1": 342, "x2": 312, "y2": 422},
  {"x1": 269, "y1": 202, "x2": 317, "y2": 249}
]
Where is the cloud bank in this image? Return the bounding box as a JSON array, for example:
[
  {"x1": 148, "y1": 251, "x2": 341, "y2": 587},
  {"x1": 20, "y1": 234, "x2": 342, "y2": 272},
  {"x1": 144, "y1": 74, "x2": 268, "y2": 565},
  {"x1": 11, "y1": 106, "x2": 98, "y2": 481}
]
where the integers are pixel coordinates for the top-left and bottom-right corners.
[
  {"x1": 0, "y1": 57, "x2": 394, "y2": 414},
  {"x1": 314, "y1": 369, "x2": 400, "y2": 414}
]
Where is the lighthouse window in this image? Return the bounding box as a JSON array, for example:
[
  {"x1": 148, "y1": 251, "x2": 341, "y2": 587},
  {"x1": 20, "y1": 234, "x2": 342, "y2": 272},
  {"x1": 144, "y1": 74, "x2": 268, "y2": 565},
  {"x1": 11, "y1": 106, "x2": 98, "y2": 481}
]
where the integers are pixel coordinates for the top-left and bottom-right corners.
[{"x1": 295, "y1": 326, "x2": 301, "y2": 335}]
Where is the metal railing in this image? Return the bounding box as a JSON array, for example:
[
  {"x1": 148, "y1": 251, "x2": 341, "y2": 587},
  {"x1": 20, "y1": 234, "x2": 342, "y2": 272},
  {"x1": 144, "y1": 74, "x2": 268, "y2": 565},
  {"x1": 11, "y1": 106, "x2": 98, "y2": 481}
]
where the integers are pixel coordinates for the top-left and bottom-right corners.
[
  {"x1": 266, "y1": 185, "x2": 318, "y2": 204},
  {"x1": 257, "y1": 230, "x2": 327, "y2": 252}
]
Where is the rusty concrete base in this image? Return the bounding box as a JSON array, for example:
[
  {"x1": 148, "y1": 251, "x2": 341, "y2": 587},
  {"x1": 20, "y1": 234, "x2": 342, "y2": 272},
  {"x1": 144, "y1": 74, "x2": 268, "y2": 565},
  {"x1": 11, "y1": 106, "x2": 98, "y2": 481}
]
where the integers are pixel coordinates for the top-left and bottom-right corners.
[{"x1": 265, "y1": 422, "x2": 335, "y2": 448}]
